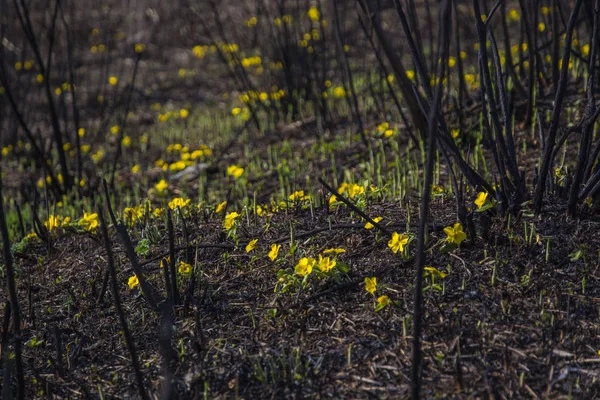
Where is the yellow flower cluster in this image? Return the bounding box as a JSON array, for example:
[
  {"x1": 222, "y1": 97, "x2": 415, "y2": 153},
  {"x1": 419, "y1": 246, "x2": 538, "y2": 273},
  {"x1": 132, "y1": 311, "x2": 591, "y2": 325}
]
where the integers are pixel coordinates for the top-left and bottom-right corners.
[
  {"x1": 231, "y1": 107, "x2": 251, "y2": 120},
  {"x1": 269, "y1": 61, "x2": 284, "y2": 70},
  {"x1": 44, "y1": 215, "x2": 71, "y2": 231},
  {"x1": 227, "y1": 165, "x2": 244, "y2": 179},
  {"x1": 240, "y1": 90, "x2": 270, "y2": 104},
  {"x1": 157, "y1": 109, "x2": 191, "y2": 122},
  {"x1": 464, "y1": 73, "x2": 479, "y2": 90},
  {"x1": 193, "y1": 45, "x2": 209, "y2": 58},
  {"x1": 245, "y1": 16, "x2": 258, "y2": 28},
  {"x1": 154, "y1": 144, "x2": 211, "y2": 172},
  {"x1": 377, "y1": 122, "x2": 394, "y2": 138},
  {"x1": 168, "y1": 197, "x2": 190, "y2": 210},
  {"x1": 124, "y1": 206, "x2": 144, "y2": 226},
  {"x1": 288, "y1": 190, "x2": 310, "y2": 202},
  {"x1": 295, "y1": 254, "x2": 337, "y2": 276},
  {"x1": 273, "y1": 15, "x2": 293, "y2": 27},
  {"x1": 241, "y1": 56, "x2": 262, "y2": 68},
  {"x1": 218, "y1": 42, "x2": 238, "y2": 53},
  {"x1": 155, "y1": 179, "x2": 168, "y2": 194},
  {"x1": 329, "y1": 182, "x2": 365, "y2": 206}
]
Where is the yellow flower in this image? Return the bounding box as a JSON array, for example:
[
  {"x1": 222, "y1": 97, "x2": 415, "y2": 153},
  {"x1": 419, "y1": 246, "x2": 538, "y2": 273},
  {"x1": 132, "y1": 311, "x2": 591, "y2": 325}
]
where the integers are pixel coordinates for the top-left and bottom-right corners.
[
  {"x1": 365, "y1": 277, "x2": 377, "y2": 294},
  {"x1": 216, "y1": 201, "x2": 227, "y2": 213},
  {"x1": 246, "y1": 239, "x2": 258, "y2": 253},
  {"x1": 406, "y1": 70, "x2": 415, "y2": 80},
  {"x1": 256, "y1": 205, "x2": 265, "y2": 216},
  {"x1": 135, "y1": 43, "x2": 145, "y2": 53},
  {"x1": 268, "y1": 244, "x2": 281, "y2": 261},
  {"x1": 474, "y1": 192, "x2": 488, "y2": 209},
  {"x1": 582, "y1": 44, "x2": 591, "y2": 57},
  {"x1": 128, "y1": 275, "x2": 139, "y2": 289},
  {"x1": 424, "y1": 266, "x2": 448, "y2": 279},
  {"x1": 307, "y1": 6, "x2": 320, "y2": 22},
  {"x1": 444, "y1": 223, "x2": 467, "y2": 246},
  {"x1": 124, "y1": 206, "x2": 143, "y2": 225},
  {"x1": 153, "y1": 207, "x2": 165, "y2": 218},
  {"x1": 110, "y1": 125, "x2": 119, "y2": 135},
  {"x1": 317, "y1": 255, "x2": 336, "y2": 272},
  {"x1": 178, "y1": 261, "x2": 192, "y2": 276},
  {"x1": 155, "y1": 179, "x2": 168, "y2": 194},
  {"x1": 131, "y1": 164, "x2": 140, "y2": 173},
  {"x1": 432, "y1": 185, "x2": 444, "y2": 195},
  {"x1": 323, "y1": 248, "x2": 346, "y2": 255},
  {"x1": 451, "y1": 129, "x2": 460, "y2": 139},
  {"x1": 295, "y1": 257, "x2": 316, "y2": 276},
  {"x1": 108, "y1": 76, "x2": 118, "y2": 86},
  {"x1": 122, "y1": 136, "x2": 131, "y2": 147},
  {"x1": 289, "y1": 190, "x2": 310, "y2": 202},
  {"x1": 377, "y1": 295, "x2": 390, "y2": 309},
  {"x1": 79, "y1": 212, "x2": 99, "y2": 231},
  {"x1": 388, "y1": 232, "x2": 409, "y2": 254},
  {"x1": 44, "y1": 215, "x2": 64, "y2": 231},
  {"x1": 328, "y1": 195, "x2": 338, "y2": 207},
  {"x1": 365, "y1": 217, "x2": 382, "y2": 230},
  {"x1": 192, "y1": 45, "x2": 206, "y2": 58},
  {"x1": 346, "y1": 183, "x2": 364, "y2": 199},
  {"x1": 168, "y1": 197, "x2": 190, "y2": 210},
  {"x1": 227, "y1": 165, "x2": 244, "y2": 179},
  {"x1": 223, "y1": 211, "x2": 239, "y2": 230},
  {"x1": 333, "y1": 86, "x2": 346, "y2": 97},
  {"x1": 180, "y1": 109, "x2": 189, "y2": 118}
]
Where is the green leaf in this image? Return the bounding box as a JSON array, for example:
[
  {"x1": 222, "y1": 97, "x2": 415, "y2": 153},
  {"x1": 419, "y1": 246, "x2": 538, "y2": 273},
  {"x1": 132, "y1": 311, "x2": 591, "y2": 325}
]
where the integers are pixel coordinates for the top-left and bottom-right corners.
[
  {"x1": 475, "y1": 201, "x2": 495, "y2": 212},
  {"x1": 135, "y1": 238, "x2": 150, "y2": 257},
  {"x1": 336, "y1": 262, "x2": 349, "y2": 273},
  {"x1": 440, "y1": 242, "x2": 457, "y2": 253},
  {"x1": 569, "y1": 249, "x2": 583, "y2": 261}
]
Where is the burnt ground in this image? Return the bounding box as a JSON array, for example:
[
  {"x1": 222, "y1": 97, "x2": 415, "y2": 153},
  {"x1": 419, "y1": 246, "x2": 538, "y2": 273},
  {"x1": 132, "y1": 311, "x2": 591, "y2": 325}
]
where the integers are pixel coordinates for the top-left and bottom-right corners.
[{"x1": 5, "y1": 192, "x2": 600, "y2": 399}]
